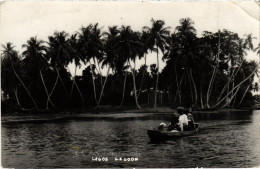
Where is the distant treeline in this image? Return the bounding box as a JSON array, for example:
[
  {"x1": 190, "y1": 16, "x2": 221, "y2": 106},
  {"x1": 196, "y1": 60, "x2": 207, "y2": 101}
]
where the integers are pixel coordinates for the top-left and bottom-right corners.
[{"x1": 1, "y1": 18, "x2": 259, "y2": 112}]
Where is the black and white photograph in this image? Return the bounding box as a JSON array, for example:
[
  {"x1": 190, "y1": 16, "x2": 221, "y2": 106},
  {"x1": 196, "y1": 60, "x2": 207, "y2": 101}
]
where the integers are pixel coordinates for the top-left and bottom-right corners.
[{"x1": 1, "y1": 1, "x2": 260, "y2": 168}]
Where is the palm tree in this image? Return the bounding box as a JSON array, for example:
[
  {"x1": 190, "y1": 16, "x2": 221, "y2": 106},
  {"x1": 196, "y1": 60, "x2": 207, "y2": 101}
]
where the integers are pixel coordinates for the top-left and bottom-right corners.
[
  {"x1": 22, "y1": 37, "x2": 55, "y2": 109},
  {"x1": 196, "y1": 35, "x2": 213, "y2": 109},
  {"x1": 103, "y1": 26, "x2": 131, "y2": 107},
  {"x1": 1, "y1": 45, "x2": 23, "y2": 109},
  {"x1": 102, "y1": 26, "x2": 121, "y2": 69},
  {"x1": 217, "y1": 33, "x2": 256, "y2": 107},
  {"x1": 114, "y1": 26, "x2": 143, "y2": 109},
  {"x1": 219, "y1": 31, "x2": 244, "y2": 104},
  {"x1": 229, "y1": 34, "x2": 256, "y2": 106},
  {"x1": 213, "y1": 60, "x2": 259, "y2": 108},
  {"x1": 92, "y1": 24, "x2": 105, "y2": 87},
  {"x1": 237, "y1": 84, "x2": 251, "y2": 106},
  {"x1": 98, "y1": 26, "x2": 120, "y2": 105},
  {"x1": 119, "y1": 65, "x2": 130, "y2": 107},
  {"x1": 144, "y1": 19, "x2": 170, "y2": 107},
  {"x1": 206, "y1": 31, "x2": 221, "y2": 108},
  {"x1": 163, "y1": 32, "x2": 183, "y2": 105},
  {"x1": 78, "y1": 23, "x2": 104, "y2": 106},
  {"x1": 175, "y1": 18, "x2": 198, "y2": 106},
  {"x1": 68, "y1": 34, "x2": 85, "y2": 106},
  {"x1": 175, "y1": 18, "x2": 196, "y2": 36},
  {"x1": 137, "y1": 30, "x2": 151, "y2": 98},
  {"x1": 47, "y1": 31, "x2": 73, "y2": 101},
  {"x1": 203, "y1": 30, "x2": 239, "y2": 108},
  {"x1": 1, "y1": 43, "x2": 39, "y2": 110}
]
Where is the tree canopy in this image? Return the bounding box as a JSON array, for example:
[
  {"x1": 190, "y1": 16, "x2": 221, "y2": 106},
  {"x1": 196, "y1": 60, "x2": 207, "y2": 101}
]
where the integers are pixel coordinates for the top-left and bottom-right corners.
[{"x1": 1, "y1": 18, "x2": 259, "y2": 113}]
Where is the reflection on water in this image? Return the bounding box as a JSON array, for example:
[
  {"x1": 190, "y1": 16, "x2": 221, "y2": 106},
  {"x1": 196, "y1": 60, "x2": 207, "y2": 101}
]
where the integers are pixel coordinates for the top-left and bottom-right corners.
[{"x1": 2, "y1": 110, "x2": 260, "y2": 168}]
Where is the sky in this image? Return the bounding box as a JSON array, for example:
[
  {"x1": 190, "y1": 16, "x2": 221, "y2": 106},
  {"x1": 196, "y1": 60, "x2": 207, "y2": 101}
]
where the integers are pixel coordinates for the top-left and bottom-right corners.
[{"x1": 0, "y1": 1, "x2": 259, "y2": 93}]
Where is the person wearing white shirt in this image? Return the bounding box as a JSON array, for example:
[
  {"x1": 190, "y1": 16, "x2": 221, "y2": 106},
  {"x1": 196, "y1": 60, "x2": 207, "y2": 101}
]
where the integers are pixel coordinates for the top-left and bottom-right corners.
[{"x1": 178, "y1": 112, "x2": 189, "y2": 131}]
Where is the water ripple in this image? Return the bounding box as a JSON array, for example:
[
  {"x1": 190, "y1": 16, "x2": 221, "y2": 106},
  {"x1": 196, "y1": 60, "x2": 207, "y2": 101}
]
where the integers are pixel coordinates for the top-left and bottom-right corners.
[{"x1": 2, "y1": 110, "x2": 260, "y2": 168}]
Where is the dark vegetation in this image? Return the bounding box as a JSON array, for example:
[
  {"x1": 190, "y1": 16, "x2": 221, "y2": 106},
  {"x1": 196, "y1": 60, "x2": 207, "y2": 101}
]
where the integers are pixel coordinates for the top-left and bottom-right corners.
[{"x1": 1, "y1": 18, "x2": 259, "y2": 114}]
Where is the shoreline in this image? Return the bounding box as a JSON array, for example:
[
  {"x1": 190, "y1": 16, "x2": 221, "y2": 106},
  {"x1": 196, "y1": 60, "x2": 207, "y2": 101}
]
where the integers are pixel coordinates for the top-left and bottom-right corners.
[{"x1": 1, "y1": 106, "x2": 256, "y2": 124}]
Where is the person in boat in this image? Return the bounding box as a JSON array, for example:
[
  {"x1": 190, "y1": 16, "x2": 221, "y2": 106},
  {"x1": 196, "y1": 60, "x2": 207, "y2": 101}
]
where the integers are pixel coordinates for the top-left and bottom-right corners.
[
  {"x1": 158, "y1": 122, "x2": 167, "y2": 131},
  {"x1": 186, "y1": 107, "x2": 196, "y2": 130},
  {"x1": 167, "y1": 107, "x2": 183, "y2": 131},
  {"x1": 178, "y1": 108, "x2": 189, "y2": 131},
  {"x1": 168, "y1": 116, "x2": 180, "y2": 131}
]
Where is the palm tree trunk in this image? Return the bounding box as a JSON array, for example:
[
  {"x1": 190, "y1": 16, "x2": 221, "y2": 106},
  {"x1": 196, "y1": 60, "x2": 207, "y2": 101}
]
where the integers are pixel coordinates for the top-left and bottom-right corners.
[
  {"x1": 69, "y1": 65, "x2": 85, "y2": 106},
  {"x1": 138, "y1": 54, "x2": 147, "y2": 98},
  {"x1": 14, "y1": 87, "x2": 30, "y2": 111},
  {"x1": 49, "y1": 74, "x2": 59, "y2": 98},
  {"x1": 200, "y1": 78, "x2": 204, "y2": 109},
  {"x1": 97, "y1": 66, "x2": 110, "y2": 105},
  {"x1": 129, "y1": 60, "x2": 141, "y2": 109},
  {"x1": 154, "y1": 47, "x2": 159, "y2": 108},
  {"x1": 231, "y1": 72, "x2": 234, "y2": 97},
  {"x1": 231, "y1": 92, "x2": 237, "y2": 107},
  {"x1": 237, "y1": 84, "x2": 250, "y2": 106},
  {"x1": 11, "y1": 61, "x2": 39, "y2": 111},
  {"x1": 221, "y1": 86, "x2": 240, "y2": 108},
  {"x1": 70, "y1": 66, "x2": 77, "y2": 100},
  {"x1": 212, "y1": 67, "x2": 257, "y2": 108},
  {"x1": 189, "y1": 69, "x2": 197, "y2": 105},
  {"x1": 74, "y1": 80, "x2": 85, "y2": 106},
  {"x1": 14, "y1": 86, "x2": 22, "y2": 108},
  {"x1": 206, "y1": 33, "x2": 220, "y2": 108},
  {"x1": 173, "y1": 73, "x2": 185, "y2": 105},
  {"x1": 217, "y1": 61, "x2": 243, "y2": 102},
  {"x1": 186, "y1": 69, "x2": 194, "y2": 103},
  {"x1": 174, "y1": 63, "x2": 182, "y2": 104},
  {"x1": 90, "y1": 64, "x2": 98, "y2": 105},
  {"x1": 227, "y1": 70, "x2": 230, "y2": 96},
  {"x1": 230, "y1": 77, "x2": 235, "y2": 107},
  {"x1": 120, "y1": 71, "x2": 128, "y2": 107},
  {"x1": 55, "y1": 65, "x2": 69, "y2": 99},
  {"x1": 94, "y1": 58, "x2": 103, "y2": 87},
  {"x1": 40, "y1": 69, "x2": 55, "y2": 109},
  {"x1": 207, "y1": 61, "x2": 218, "y2": 108}
]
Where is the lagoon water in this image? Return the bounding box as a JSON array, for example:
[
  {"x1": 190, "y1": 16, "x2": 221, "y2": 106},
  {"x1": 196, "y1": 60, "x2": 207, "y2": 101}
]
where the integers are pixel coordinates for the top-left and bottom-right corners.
[{"x1": 2, "y1": 110, "x2": 260, "y2": 168}]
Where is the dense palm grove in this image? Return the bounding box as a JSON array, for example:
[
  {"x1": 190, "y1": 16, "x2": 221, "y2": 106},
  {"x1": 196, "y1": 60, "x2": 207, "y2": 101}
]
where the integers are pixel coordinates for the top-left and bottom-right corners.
[{"x1": 1, "y1": 18, "x2": 260, "y2": 112}]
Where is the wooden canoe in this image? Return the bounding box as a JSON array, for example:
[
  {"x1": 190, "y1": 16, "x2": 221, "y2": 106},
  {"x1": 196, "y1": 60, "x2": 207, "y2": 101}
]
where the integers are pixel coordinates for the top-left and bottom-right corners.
[{"x1": 147, "y1": 123, "x2": 200, "y2": 141}]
